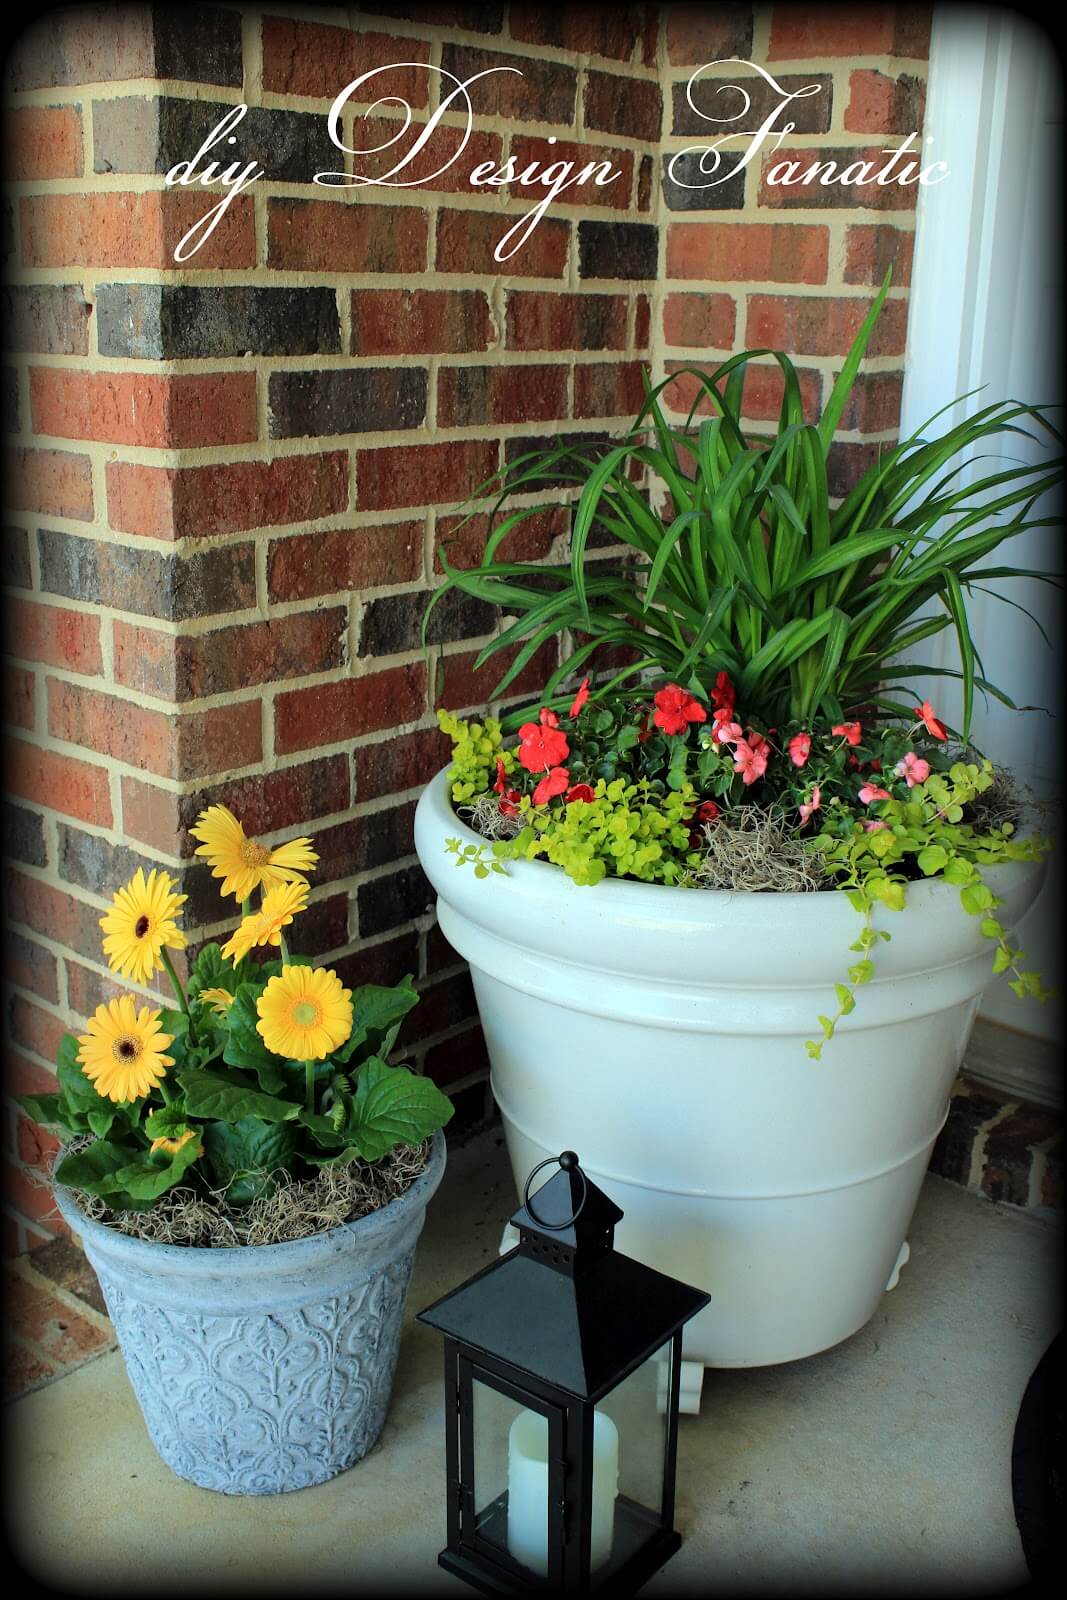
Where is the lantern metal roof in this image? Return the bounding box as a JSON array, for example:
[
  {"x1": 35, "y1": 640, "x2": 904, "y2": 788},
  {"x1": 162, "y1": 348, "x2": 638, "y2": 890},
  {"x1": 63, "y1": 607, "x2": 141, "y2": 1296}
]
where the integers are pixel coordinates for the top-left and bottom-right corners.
[{"x1": 417, "y1": 1153, "x2": 710, "y2": 1403}]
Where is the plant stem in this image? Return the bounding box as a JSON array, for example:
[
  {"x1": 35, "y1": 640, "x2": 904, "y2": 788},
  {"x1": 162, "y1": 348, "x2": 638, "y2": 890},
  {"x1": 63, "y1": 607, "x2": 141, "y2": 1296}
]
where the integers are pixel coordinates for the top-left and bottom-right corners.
[
  {"x1": 160, "y1": 948, "x2": 190, "y2": 1018},
  {"x1": 304, "y1": 1059, "x2": 315, "y2": 1114},
  {"x1": 279, "y1": 932, "x2": 291, "y2": 967}
]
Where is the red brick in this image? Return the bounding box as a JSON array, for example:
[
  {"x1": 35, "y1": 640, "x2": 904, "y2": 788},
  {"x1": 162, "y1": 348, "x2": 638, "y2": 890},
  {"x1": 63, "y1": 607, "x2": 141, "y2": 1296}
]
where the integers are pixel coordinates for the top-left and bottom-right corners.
[
  {"x1": 663, "y1": 292, "x2": 736, "y2": 349},
  {"x1": 434, "y1": 507, "x2": 566, "y2": 573},
  {"x1": 269, "y1": 522, "x2": 422, "y2": 603},
  {"x1": 573, "y1": 361, "x2": 647, "y2": 420},
  {"x1": 437, "y1": 364, "x2": 569, "y2": 428},
  {"x1": 436, "y1": 641, "x2": 558, "y2": 712},
  {"x1": 352, "y1": 290, "x2": 495, "y2": 357},
  {"x1": 114, "y1": 610, "x2": 346, "y2": 701},
  {"x1": 5, "y1": 599, "x2": 102, "y2": 676},
  {"x1": 665, "y1": 3, "x2": 753, "y2": 64},
  {"x1": 667, "y1": 222, "x2": 828, "y2": 283},
  {"x1": 436, "y1": 209, "x2": 569, "y2": 278},
  {"x1": 4, "y1": 1051, "x2": 59, "y2": 1100},
  {"x1": 845, "y1": 224, "x2": 914, "y2": 287},
  {"x1": 4, "y1": 932, "x2": 59, "y2": 1006},
  {"x1": 47, "y1": 680, "x2": 261, "y2": 778},
  {"x1": 759, "y1": 148, "x2": 920, "y2": 212},
  {"x1": 768, "y1": 5, "x2": 932, "y2": 59},
  {"x1": 16, "y1": 1113, "x2": 60, "y2": 1167},
  {"x1": 176, "y1": 756, "x2": 353, "y2": 851},
  {"x1": 4, "y1": 106, "x2": 83, "y2": 180},
  {"x1": 356, "y1": 441, "x2": 498, "y2": 513},
  {"x1": 261, "y1": 16, "x2": 431, "y2": 100},
  {"x1": 827, "y1": 440, "x2": 887, "y2": 498},
  {"x1": 635, "y1": 294, "x2": 651, "y2": 348},
  {"x1": 4, "y1": 666, "x2": 35, "y2": 730},
  {"x1": 841, "y1": 371, "x2": 904, "y2": 432},
  {"x1": 665, "y1": 363, "x2": 822, "y2": 424},
  {"x1": 6, "y1": 739, "x2": 111, "y2": 826},
  {"x1": 440, "y1": 43, "x2": 576, "y2": 124},
  {"x1": 8, "y1": 996, "x2": 68, "y2": 1065},
  {"x1": 745, "y1": 294, "x2": 908, "y2": 357},
  {"x1": 65, "y1": 959, "x2": 127, "y2": 1020},
  {"x1": 274, "y1": 663, "x2": 427, "y2": 755},
  {"x1": 4, "y1": 1341, "x2": 59, "y2": 1399},
  {"x1": 5, "y1": 1269, "x2": 110, "y2": 1362},
  {"x1": 344, "y1": 114, "x2": 502, "y2": 196},
  {"x1": 845, "y1": 69, "x2": 926, "y2": 134},
  {"x1": 268, "y1": 199, "x2": 427, "y2": 273},
  {"x1": 4, "y1": 447, "x2": 93, "y2": 520},
  {"x1": 510, "y1": 136, "x2": 633, "y2": 210},
  {"x1": 505, "y1": 291, "x2": 628, "y2": 351},
  {"x1": 353, "y1": 727, "x2": 452, "y2": 803},
  {"x1": 2, "y1": 1165, "x2": 67, "y2": 1233},
  {"x1": 19, "y1": 191, "x2": 255, "y2": 270},
  {"x1": 5, "y1": 870, "x2": 104, "y2": 962},
  {"x1": 30, "y1": 370, "x2": 258, "y2": 449},
  {"x1": 509, "y1": 6, "x2": 654, "y2": 62},
  {"x1": 583, "y1": 71, "x2": 662, "y2": 144},
  {"x1": 106, "y1": 453, "x2": 349, "y2": 540}
]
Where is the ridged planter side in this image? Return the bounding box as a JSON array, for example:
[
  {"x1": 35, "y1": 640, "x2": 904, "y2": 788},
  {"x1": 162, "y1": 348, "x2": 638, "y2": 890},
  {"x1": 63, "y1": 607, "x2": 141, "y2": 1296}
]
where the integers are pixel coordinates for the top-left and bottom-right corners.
[
  {"x1": 55, "y1": 1131, "x2": 446, "y2": 1495},
  {"x1": 415, "y1": 769, "x2": 1044, "y2": 1372}
]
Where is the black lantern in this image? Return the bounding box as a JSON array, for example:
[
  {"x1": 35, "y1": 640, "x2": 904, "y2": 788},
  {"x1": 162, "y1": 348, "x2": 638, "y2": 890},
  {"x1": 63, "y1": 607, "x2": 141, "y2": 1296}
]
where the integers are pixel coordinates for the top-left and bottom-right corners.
[{"x1": 417, "y1": 1151, "x2": 710, "y2": 1595}]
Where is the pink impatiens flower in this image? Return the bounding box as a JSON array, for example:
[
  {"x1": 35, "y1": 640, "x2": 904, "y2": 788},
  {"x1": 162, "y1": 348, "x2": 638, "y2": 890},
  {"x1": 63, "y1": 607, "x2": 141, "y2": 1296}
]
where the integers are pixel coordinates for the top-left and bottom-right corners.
[
  {"x1": 799, "y1": 784, "x2": 821, "y2": 824},
  {"x1": 863, "y1": 820, "x2": 889, "y2": 833},
  {"x1": 859, "y1": 782, "x2": 891, "y2": 805},
  {"x1": 711, "y1": 709, "x2": 743, "y2": 746},
  {"x1": 653, "y1": 684, "x2": 707, "y2": 736},
  {"x1": 832, "y1": 721, "x2": 862, "y2": 746},
  {"x1": 788, "y1": 732, "x2": 811, "y2": 768},
  {"x1": 732, "y1": 739, "x2": 768, "y2": 785},
  {"x1": 533, "y1": 766, "x2": 569, "y2": 805},
  {"x1": 568, "y1": 678, "x2": 590, "y2": 719},
  {"x1": 895, "y1": 752, "x2": 931, "y2": 788},
  {"x1": 918, "y1": 700, "x2": 948, "y2": 741}
]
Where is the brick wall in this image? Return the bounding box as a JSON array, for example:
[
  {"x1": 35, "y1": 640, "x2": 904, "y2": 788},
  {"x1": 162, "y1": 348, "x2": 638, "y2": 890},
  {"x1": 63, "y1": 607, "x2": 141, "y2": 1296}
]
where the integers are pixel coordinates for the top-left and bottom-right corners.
[{"x1": 1, "y1": 3, "x2": 929, "y2": 1254}]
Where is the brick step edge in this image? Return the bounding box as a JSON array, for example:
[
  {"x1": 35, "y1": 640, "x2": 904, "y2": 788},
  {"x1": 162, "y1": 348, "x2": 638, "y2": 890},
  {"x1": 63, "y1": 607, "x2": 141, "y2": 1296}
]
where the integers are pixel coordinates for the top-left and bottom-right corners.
[{"x1": 929, "y1": 1073, "x2": 1063, "y2": 1212}]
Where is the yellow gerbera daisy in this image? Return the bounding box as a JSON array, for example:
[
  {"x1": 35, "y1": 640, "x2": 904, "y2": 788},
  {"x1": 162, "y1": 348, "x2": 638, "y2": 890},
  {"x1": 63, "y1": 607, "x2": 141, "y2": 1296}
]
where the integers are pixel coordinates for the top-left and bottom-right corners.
[
  {"x1": 220, "y1": 880, "x2": 309, "y2": 964},
  {"x1": 150, "y1": 1128, "x2": 202, "y2": 1157},
  {"x1": 77, "y1": 996, "x2": 175, "y2": 1104},
  {"x1": 256, "y1": 965, "x2": 353, "y2": 1062},
  {"x1": 199, "y1": 987, "x2": 236, "y2": 1018},
  {"x1": 100, "y1": 868, "x2": 186, "y2": 984},
  {"x1": 190, "y1": 805, "x2": 317, "y2": 903}
]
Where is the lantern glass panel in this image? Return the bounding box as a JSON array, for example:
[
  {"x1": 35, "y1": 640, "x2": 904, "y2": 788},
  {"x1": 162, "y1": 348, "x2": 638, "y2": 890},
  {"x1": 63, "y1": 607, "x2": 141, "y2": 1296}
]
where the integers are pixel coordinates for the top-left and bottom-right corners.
[
  {"x1": 467, "y1": 1369, "x2": 563, "y2": 1579},
  {"x1": 590, "y1": 1336, "x2": 673, "y2": 1582}
]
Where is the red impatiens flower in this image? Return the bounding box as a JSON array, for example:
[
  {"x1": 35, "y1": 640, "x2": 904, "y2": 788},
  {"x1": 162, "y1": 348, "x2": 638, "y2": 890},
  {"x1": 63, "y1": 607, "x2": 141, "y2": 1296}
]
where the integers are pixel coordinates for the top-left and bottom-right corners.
[
  {"x1": 539, "y1": 707, "x2": 560, "y2": 729},
  {"x1": 832, "y1": 721, "x2": 862, "y2": 746},
  {"x1": 565, "y1": 783, "x2": 595, "y2": 804},
  {"x1": 499, "y1": 789, "x2": 523, "y2": 817},
  {"x1": 533, "y1": 766, "x2": 569, "y2": 805},
  {"x1": 859, "y1": 782, "x2": 891, "y2": 805},
  {"x1": 493, "y1": 758, "x2": 508, "y2": 794},
  {"x1": 568, "y1": 678, "x2": 590, "y2": 719},
  {"x1": 733, "y1": 739, "x2": 768, "y2": 785},
  {"x1": 788, "y1": 732, "x2": 811, "y2": 768},
  {"x1": 711, "y1": 710, "x2": 743, "y2": 746},
  {"x1": 518, "y1": 718, "x2": 570, "y2": 773},
  {"x1": 918, "y1": 700, "x2": 948, "y2": 741},
  {"x1": 711, "y1": 671, "x2": 735, "y2": 712},
  {"x1": 653, "y1": 684, "x2": 707, "y2": 736},
  {"x1": 695, "y1": 800, "x2": 720, "y2": 824}
]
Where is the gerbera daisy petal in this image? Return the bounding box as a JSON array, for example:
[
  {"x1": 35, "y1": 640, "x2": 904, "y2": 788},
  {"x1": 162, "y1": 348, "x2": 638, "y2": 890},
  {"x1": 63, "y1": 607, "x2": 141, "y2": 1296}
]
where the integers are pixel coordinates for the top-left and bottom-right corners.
[
  {"x1": 76, "y1": 995, "x2": 174, "y2": 1104},
  {"x1": 100, "y1": 867, "x2": 186, "y2": 983},
  {"x1": 256, "y1": 965, "x2": 353, "y2": 1061}
]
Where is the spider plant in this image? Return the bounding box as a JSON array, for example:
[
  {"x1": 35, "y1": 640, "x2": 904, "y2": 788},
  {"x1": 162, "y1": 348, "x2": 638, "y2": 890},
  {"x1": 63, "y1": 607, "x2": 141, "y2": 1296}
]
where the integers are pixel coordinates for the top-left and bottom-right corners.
[{"x1": 424, "y1": 273, "x2": 1064, "y2": 737}]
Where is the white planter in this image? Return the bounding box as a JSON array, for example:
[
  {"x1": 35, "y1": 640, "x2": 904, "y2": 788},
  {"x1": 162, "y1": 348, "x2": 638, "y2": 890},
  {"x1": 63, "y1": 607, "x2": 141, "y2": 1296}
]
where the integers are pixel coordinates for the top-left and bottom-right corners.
[{"x1": 415, "y1": 770, "x2": 1043, "y2": 1376}]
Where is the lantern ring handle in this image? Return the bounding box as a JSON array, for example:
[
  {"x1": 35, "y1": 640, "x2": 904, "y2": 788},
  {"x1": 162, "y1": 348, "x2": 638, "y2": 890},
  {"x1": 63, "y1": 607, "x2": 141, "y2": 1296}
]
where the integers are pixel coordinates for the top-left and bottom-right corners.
[{"x1": 522, "y1": 1153, "x2": 587, "y2": 1230}]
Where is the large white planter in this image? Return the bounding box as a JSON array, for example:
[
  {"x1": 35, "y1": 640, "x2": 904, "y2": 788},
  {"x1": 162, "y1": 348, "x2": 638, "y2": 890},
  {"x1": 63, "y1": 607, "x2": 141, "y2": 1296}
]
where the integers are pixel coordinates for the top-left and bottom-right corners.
[{"x1": 415, "y1": 770, "x2": 1043, "y2": 1381}]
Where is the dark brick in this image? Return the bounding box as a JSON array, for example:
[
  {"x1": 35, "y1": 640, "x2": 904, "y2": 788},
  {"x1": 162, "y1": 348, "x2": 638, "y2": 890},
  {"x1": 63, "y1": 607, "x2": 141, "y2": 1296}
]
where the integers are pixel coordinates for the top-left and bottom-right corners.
[
  {"x1": 1, "y1": 286, "x2": 91, "y2": 355},
  {"x1": 928, "y1": 1088, "x2": 1010, "y2": 1184},
  {"x1": 585, "y1": 70, "x2": 662, "y2": 143},
  {"x1": 357, "y1": 863, "x2": 433, "y2": 938},
  {"x1": 353, "y1": 727, "x2": 452, "y2": 802},
  {"x1": 332, "y1": 931, "x2": 420, "y2": 992},
  {"x1": 1, "y1": 369, "x2": 17, "y2": 433},
  {"x1": 268, "y1": 369, "x2": 426, "y2": 439},
  {"x1": 671, "y1": 72, "x2": 832, "y2": 137},
  {"x1": 401, "y1": 970, "x2": 476, "y2": 1047},
  {"x1": 362, "y1": 4, "x2": 503, "y2": 31},
  {"x1": 22, "y1": 1235, "x2": 107, "y2": 1316},
  {"x1": 662, "y1": 152, "x2": 746, "y2": 211},
  {"x1": 361, "y1": 589, "x2": 497, "y2": 656},
  {"x1": 95, "y1": 284, "x2": 342, "y2": 360},
  {"x1": 6, "y1": 3, "x2": 242, "y2": 90},
  {"x1": 437, "y1": 364, "x2": 567, "y2": 428},
  {"x1": 56, "y1": 825, "x2": 220, "y2": 927},
  {"x1": 3, "y1": 528, "x2": 32, "y2": 589},
  {"x1": 152, "y1": 3, "x2": 244, "y2": 85},
  {"x1": 176, "y1": 756, "x2": 351, "y2": 853},
  {"x1": 578, "y1": 221, "x2": 658, "y2": 280},
  {"x1": 503, "y1": 430, "x2": 618, "y2": 487},
  {"x1": 292, "y1": 892, "x2": 350, "y2": 959},
  {"x1": 4, "y1": 932, "x2": 59, "y2": 1005},
  {"x1": 826, "y1": 441, "x2": 887, "y2": 500},
  {"x1": 423, "y1": 1026, "x2": 489, "y2": 1089},
  {"x1": 315, "y1": 801, "x2": 419, "y2": 884},
  {"x1": 37, "y1": 529, "x2": 256, "y2": 622},
  {"x1": 1, "y1": 200, "x2": 13, "y2": 267},
  {"x1": 1, "y1": 803, "x2": 47, "y2": 868},
  {"x1": 440, "y1": 43, "x2": 576, "y2": 124},
  {"x1": 981, "y1": 1105, "x2": 1062, "y2": 1208},
  {"x1": 94, "y1": 97, "x2": 335, "y2": 182}
]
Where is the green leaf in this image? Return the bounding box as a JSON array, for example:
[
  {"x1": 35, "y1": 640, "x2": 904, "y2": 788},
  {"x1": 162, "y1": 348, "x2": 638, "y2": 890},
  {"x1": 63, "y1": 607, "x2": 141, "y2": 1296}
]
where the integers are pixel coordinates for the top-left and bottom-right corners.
[
  {"x1": 335, "y1": 1057, "x2": 452, "y2": 1163},
  {"x1": 200, "y1": 1118, "x2": 298, "y2": 1205},
  {"x1": 916, "y1": 845, "x2": 948, "y2": 876},
  {"x1": 14, "y1": 1092, "x2": 74, "y2": 1133},
  {"x1": 176, "y1": 1069, "x2": 300, "y2": 1124},
  {"x1": 188, "y1": 943, "x2": 240, "y2": 1002},
  {"x1": 222, "y1": 984, "x2": 286, "y2": 1092},
  {"x1": 106, "y1": 1134, "x2": 204, "y2": 1202},
  {"x1": 144, "y1": 1103, "x2": 192, "y2": 1139},
  {"x1": 334, "y1": 977, "x2": 421, "y2": 1066},
  {"x1": 55, "y1": 1138, "x2": 142, "y2": 1195}
]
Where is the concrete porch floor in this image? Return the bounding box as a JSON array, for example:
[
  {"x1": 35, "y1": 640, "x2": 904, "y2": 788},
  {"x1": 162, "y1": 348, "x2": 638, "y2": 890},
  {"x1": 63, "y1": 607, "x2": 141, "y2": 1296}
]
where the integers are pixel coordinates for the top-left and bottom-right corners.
[{"x1": 5, "y1": 1130, "x2": 1061, "y2": 1597}]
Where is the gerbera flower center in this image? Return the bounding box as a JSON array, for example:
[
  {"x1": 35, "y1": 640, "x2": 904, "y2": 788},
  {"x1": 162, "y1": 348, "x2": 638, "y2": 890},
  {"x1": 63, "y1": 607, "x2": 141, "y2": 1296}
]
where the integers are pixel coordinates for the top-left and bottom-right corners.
[
  {"x1": 134, "y1": 915, "x2": 150, "y2": 938},
  {"x1": 241, "y1": 838, "x2": 271, "y2": 868},
  {"x1": 292, "y1": 1000, "x2": 322, "y2": 1027},
  {"x1": 112, "y1": 1035, "x2": 143, "y2": 1062}
]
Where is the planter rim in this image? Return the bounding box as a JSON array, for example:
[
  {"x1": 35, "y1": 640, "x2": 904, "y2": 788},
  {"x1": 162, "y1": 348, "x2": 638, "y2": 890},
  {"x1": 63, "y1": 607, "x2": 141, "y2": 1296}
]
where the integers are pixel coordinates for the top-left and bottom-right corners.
[
  {"x1": 424, "y1": 765, "x2": 1040, "y2": 907},
  {"x1": 54, "y1": 1126, "x2": 446, "y2": 1276}
]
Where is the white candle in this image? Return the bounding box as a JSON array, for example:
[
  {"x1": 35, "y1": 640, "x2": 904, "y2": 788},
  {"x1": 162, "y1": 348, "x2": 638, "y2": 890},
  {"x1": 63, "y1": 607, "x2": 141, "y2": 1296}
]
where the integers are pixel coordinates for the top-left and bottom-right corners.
[{"x1": 506, "y1": 1408, "x2": 619, "y2": 1575}]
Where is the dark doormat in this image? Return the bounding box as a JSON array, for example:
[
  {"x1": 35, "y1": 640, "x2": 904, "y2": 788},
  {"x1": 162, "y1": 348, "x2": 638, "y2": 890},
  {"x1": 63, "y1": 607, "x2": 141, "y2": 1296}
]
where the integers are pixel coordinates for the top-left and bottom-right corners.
[{"x1": 1011, "y1": 1331, "x2": 1063, "y2": 1588}]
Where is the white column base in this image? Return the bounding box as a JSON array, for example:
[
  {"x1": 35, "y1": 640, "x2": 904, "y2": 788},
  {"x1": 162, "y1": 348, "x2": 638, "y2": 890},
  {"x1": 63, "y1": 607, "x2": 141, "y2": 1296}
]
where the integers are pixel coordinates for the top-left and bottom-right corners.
[{"x1": 885, "y1": 1240, "x2": 911, "y2": 1292}]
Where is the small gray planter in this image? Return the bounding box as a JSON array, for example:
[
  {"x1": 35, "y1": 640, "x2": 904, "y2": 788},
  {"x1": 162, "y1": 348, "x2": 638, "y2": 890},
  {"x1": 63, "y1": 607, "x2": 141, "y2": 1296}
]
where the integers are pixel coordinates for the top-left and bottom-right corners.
[{"x1": 55, "y1": 1132, "x2": 446, "y2": 1495}]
